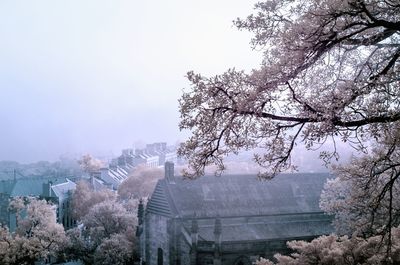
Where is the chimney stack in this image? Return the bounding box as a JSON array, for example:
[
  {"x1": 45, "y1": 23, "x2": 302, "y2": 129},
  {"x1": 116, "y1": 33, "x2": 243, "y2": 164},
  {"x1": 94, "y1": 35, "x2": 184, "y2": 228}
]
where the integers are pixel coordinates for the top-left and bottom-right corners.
[{"x1": 164, "y1": 162, "x2": 174, "y2": 182}]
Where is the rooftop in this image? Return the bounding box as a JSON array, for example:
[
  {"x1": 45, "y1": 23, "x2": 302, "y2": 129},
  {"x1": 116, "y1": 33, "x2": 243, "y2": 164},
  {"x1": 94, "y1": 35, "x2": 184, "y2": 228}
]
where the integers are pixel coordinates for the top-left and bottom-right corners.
[
  {"x1": 147, "y1": 172, "x2": 334, "y2": 242},
  {"x1": 51, "y1": 179, "x2": 76, "y2": 199},
  {"x1": 0, "y1": 176, "x2": 71, "y2": 197},
  {"x1": 147, "y1": 173, "x2": 332, "y2": 219}
]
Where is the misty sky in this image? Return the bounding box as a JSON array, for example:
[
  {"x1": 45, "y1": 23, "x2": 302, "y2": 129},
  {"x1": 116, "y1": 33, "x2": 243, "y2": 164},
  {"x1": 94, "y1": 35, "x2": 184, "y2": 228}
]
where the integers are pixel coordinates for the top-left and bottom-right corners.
[{"x1": 0, "y1": 0, "x2": 261, "y2": 162}]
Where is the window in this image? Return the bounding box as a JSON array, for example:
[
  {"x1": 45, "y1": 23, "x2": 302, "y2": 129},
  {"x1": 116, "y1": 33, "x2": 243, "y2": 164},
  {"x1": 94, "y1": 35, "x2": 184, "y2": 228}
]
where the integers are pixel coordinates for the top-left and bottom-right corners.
[{"x1": 157, "y1": 248, "x2": 163, "y2": 265}]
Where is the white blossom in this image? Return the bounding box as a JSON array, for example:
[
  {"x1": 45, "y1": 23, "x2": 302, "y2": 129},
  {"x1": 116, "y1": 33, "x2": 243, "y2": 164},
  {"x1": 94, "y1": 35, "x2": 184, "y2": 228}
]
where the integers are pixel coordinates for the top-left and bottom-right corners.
[
  {"x1": 179, "y1": 0, "x2": 400, "y2": 178},
  {"x1": 0, "y1": 198, "x2": 67, "y2": 265}
]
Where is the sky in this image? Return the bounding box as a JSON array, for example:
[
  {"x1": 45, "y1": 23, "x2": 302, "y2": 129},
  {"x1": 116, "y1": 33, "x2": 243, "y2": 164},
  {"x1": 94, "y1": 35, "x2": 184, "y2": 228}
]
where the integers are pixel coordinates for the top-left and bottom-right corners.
[{"x1": 0, "y1": 0, "x2": 261, "y2": 162}]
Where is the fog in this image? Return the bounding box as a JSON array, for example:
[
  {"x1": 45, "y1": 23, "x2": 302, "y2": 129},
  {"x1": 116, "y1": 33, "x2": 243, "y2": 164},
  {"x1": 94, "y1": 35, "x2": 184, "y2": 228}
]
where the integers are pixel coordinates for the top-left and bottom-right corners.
[{"x1": 0, "y1": 0, "x2": 260, "y2": 162}]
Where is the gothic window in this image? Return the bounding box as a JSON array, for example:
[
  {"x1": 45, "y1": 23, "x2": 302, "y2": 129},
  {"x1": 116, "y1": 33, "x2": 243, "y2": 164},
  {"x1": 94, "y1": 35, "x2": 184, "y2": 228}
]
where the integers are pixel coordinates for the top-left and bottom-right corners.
[{"x1": 157, "y1": 248, "x2": 163, "y2": 265}]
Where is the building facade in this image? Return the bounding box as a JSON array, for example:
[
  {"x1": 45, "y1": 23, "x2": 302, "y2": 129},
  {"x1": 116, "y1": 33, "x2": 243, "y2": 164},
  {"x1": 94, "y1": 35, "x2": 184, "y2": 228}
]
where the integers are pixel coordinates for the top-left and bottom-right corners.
[
  {"x1": 0, "y1": 176, "x2": 76, "y2": 231},
  {"x1": 138, "y1": 163, "x2": 333, "y2": 265},
  {"x1": 117, "y1": 143, "x2": 178, "y2": 170}
]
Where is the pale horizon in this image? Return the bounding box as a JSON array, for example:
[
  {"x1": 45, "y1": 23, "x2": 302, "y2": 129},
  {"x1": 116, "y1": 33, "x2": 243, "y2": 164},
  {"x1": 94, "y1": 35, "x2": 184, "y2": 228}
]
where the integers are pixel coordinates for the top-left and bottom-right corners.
[{"x1": 0, "y1": 0, "x2": 260, "y2": 163}]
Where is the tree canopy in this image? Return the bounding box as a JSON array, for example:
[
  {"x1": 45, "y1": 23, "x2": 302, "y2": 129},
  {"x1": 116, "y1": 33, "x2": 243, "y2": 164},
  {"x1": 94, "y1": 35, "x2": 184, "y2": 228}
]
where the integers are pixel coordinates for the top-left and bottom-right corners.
[
  {"x1": 179, "y1": 0, "x2": 400, "y2": 178},
  {"x1": 78, "y1": 154, "x2": 104, "y2": 174},
  {"x1": 117, "y1": 165, "x2": 163, "y2": 200},
  {"x1": 320, "y1": 130, "x2": 400, "y2": 237},
  {"x1": 255, "y1": 225, "x2": 400, "y2": 265},
  {"x1": 0, "y1": 198, "x2": 67, "y2": 265},
  {"x1": 66, "y1": 181, "x2": 137, "y2": 265},
  {"x1": 71, "y1": 180, "x2": 116, "y2": 220}
]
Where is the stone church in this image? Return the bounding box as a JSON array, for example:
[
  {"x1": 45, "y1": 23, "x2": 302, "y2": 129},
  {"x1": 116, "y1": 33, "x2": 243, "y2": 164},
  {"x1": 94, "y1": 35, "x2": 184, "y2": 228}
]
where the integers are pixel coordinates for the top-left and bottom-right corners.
[{"x1": 137, "y1": 162, "x2": 333, "y2": 265}]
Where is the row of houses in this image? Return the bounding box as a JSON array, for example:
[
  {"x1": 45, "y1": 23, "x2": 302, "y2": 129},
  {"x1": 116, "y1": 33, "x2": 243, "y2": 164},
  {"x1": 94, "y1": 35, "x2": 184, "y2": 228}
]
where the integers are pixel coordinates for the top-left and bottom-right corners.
[
  {"x1": 117, "y1": 142, "x2": 178, "y2": 168},
  {"x1": 0, "y1": 142, "x2": 178, "y2": 232},
  {"x1": 89, "y1": 164, "x2": 133, "y2": 190},
  {"x1": 0, "y1": 173, "x2": 116, "y2": 233},
  {"x1": 93, "y1": 142, "x2": 179, "y2": 189}
]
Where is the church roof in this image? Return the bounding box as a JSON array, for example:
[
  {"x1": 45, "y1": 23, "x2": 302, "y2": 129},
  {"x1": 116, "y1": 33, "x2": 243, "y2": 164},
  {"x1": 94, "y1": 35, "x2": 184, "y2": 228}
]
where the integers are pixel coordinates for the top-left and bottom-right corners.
[
  {"x1": 193, "y1": 213, "x2": 333, "y2": 242},
  {"x1": 146, "y1": 173, "x2": 332, "y2": 218}
]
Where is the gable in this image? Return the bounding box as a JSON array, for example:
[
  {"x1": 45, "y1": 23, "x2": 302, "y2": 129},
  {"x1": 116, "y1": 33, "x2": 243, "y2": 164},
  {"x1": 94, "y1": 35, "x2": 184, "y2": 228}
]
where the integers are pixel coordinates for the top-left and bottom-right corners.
[{"x1": 146, "y1": 180, "x2": 175, "y2": 217}]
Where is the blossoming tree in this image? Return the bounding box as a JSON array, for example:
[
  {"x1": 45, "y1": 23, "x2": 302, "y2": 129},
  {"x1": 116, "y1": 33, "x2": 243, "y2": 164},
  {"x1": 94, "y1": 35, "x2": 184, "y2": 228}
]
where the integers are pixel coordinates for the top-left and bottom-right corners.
[
  {"x1": 179, "y1": 0, "x2": 400, "y2": 259},
  {"x1": 179, "y1": 0, "x2": 399, "y2": 178},
  {"x1": 66, "y1": 182, "x2": 137, "y2": 265},
  {"x1": 0, "y1": 198, "x2": 67, "y2": 265}
]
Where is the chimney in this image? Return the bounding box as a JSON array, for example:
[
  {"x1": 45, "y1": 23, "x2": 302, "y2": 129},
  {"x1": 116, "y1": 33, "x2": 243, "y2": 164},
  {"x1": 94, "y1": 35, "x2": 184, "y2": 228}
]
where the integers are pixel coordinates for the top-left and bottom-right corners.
[
  {"x1": 100, "y1": 167, "x2": 109, "y2": 180},
  {"x1": 42, "y1": 181, "x2": 52, "y2": 198},
  {"x1": 164, "y1": 162, "x2": 174, "y2": 183}
]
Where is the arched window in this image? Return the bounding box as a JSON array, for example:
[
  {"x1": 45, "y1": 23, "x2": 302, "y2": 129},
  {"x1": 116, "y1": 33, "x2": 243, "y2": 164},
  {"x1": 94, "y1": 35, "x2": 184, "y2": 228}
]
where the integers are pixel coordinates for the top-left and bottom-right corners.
[{"x1": 157, "y1": 248, "x2": 163, "y2": 265}]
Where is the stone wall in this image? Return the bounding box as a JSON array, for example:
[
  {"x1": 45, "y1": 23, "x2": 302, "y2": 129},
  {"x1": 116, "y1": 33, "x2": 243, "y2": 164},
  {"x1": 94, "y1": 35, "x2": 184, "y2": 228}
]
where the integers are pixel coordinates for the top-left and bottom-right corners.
[
  {"x1": 179, "y1": 235, "x2": 191, "y2": 265},
  {"x1": 145, "y1": 213, "x2": 170, "y2": 265}
]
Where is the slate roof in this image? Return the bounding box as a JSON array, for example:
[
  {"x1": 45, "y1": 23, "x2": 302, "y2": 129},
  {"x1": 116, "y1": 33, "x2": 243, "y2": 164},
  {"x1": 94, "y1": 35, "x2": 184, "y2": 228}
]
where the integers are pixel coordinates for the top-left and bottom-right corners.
[
  {"x1": 191, "y1": 214, "x2": 333, "y2": 242},
  {"x1": 89, "y1": 177, "x2": 110, "y2": 191},
  {"x1": 51, "y1": 179, "x2": 76, "y2": 199},
  {"x1": 0, "y1": 176, "x2": 69, "y2": 197},
  {"x1": 146, "y1": 181, "x2": 175, "y2": 217},
  {"x1": 147, "y1": 173, "x2": 332, "y2": 218}
]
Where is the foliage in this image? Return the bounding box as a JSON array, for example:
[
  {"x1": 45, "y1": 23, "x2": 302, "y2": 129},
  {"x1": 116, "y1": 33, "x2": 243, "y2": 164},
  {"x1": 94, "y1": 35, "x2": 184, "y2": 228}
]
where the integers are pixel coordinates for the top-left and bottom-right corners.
[
  {"x1": 178, "y1": 0, "x2": 400, "y2": 178},
  {"x1": 78, "y1": 154, "x2": 104, "y2": 173},
  {"x1": 82, "y1": 200, "x2": 136, "y2": 244},
  {"x1": 255, "y1": 226, "x2": 400, "y2": 265},
  {"x1": 0, "y1": 197, "x2": 67, "y2": 265},
  {"x1": 66, "y1": 183, "x2": 137, "y2": 265},
  {"x1": 320, "y1": 127, "x2": 400, "y2": 236},
  {"x1": 94, "y1": 234, "x2": 136, "y2": 265},
  {"x1": 117, "y1": 165, "x2": 163, "y2": 200},
  {"x1": 62, "y1": 228, "x2": 92, "y2": 264},
  {"x1": 177, "y1": 1, "x2": 400, "y2": 262},
  {"x1": 71, "y1": 180, "x2": 116, "y2": 220},
  {"x1": 0, "y1": 226, "x2": 13, "y2": 264}
]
